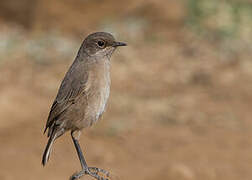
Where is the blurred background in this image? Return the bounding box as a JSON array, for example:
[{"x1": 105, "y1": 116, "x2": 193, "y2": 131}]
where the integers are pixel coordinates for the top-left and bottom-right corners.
[{"x1": 0, "y1": 0, "x2": 252, "y2": 179}]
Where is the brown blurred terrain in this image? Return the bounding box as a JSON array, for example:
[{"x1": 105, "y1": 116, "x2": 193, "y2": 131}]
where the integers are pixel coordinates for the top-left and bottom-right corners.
[{"x1": 0, "y1": 0, "x2": 252, "y2": 180}]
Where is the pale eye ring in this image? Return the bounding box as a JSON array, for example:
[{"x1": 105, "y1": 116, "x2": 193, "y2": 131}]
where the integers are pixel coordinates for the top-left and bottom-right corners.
[{"x1": 97, "y1": 40, "x2": 105, "y2": 48}]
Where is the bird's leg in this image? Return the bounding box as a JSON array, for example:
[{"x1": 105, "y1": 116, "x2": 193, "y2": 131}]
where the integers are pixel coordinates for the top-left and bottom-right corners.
[{"x1": 70, "y1": 131, "x2": 110, "y2": 180}]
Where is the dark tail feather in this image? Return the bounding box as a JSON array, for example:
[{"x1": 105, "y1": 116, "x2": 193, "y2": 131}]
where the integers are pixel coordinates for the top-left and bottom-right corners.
[{"x1": 42, "y1": 131, "x2": 57, "y2": 166}]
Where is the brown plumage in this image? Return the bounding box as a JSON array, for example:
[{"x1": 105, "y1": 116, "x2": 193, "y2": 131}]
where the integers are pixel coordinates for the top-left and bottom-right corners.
[{"x1": 42, "y1": 32, "x2": 126, "y2": 180}]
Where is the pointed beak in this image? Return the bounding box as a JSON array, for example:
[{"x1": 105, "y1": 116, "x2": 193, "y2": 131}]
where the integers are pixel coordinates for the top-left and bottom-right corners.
[{"x1": 112, "y1": 41, "x2": 127, "y2": 47}]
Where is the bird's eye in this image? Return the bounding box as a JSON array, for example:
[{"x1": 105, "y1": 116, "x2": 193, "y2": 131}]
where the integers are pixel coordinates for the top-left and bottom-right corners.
[{"x1": 97, "y1": 40, "x2": 105, "y2": 48}]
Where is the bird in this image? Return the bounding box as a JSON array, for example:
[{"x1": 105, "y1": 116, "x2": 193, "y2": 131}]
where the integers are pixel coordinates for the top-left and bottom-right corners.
[{"x1": 42, "y1": 32, "x2": 126, "y2": 180}]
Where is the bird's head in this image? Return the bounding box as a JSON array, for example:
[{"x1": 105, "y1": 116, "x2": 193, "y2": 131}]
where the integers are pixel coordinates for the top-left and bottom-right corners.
[{"x1": 82, "y1": 32, "x2": 127, "y2": 58}]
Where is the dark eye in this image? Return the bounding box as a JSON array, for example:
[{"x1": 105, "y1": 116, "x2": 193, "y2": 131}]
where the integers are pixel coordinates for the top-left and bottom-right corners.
[{"x1": 97, "y1": 40, "x2": 105, "y2": 48}]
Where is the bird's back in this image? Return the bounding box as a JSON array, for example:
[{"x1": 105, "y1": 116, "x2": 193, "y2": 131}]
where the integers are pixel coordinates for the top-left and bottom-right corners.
[{"x1": 44, "y1": 55, "x2": 111, "y2": 137}]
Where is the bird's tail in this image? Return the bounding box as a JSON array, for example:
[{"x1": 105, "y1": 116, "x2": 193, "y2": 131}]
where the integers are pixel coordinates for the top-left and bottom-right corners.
[{"x1": 42, "y1": 131, "x2": 57, "y2": 166}]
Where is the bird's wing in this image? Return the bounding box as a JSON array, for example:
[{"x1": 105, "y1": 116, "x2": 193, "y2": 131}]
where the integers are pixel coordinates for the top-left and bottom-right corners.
[{"x1": 44, "y1": 60, "x2": 88, "y2": 135}]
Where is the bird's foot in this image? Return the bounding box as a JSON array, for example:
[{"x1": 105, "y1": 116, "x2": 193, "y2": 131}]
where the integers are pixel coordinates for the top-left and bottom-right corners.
[{"x1": 70, "y1": 167, "x2": 110, "y2": 180}]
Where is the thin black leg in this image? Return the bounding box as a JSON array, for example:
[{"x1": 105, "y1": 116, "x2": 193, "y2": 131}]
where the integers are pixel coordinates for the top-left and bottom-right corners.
[
  {"x1": 71, "y1": 131, "x2": 88, "y2": 170},
  {"x1": 70, "y1": 131, "x2": 110, "y2": 180}
]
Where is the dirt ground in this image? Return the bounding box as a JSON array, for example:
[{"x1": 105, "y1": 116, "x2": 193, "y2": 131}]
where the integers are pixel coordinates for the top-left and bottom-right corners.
[{"x1": 0, "y1": 0, "x2": 252, "y2": 180}]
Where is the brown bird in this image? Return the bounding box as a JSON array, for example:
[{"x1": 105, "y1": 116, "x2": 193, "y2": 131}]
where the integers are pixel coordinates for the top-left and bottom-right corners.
[{"x1": 42, "y1": 32, "x2": 126, "y2": 180}]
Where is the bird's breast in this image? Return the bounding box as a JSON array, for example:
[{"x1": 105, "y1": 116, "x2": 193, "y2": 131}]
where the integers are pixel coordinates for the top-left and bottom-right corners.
[{"x1": 85, "y1": 60, "x2": 111, "y2": 125}]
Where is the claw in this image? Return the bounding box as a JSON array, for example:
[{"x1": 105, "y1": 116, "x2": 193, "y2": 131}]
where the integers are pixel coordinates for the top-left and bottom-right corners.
[
  {"x1": 70, "y1": 167, "x2": 110, "y2": 180},
  {"x1": 69, "y1": 171, "x2": 84, "y2": 180},
  {"x1": 89, "y1": 167, "x2": 110, "y2": 177}
]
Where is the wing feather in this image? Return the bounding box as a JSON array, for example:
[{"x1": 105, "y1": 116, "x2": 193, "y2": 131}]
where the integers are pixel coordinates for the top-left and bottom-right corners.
[{"x1": 44, "y1": 60, "x2": 88, "y2": 135}]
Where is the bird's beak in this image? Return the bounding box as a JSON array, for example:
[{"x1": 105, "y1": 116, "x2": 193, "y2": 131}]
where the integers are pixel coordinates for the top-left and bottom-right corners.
[{"x1": 112, "y1": 41, "x2": 127, "y2": 47}]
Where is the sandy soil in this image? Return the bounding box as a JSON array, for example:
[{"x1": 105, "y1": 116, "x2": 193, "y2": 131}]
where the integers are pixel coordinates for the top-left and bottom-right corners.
[{"x1": 0, "y1": 0, "x2": 252, "y2": 180}]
